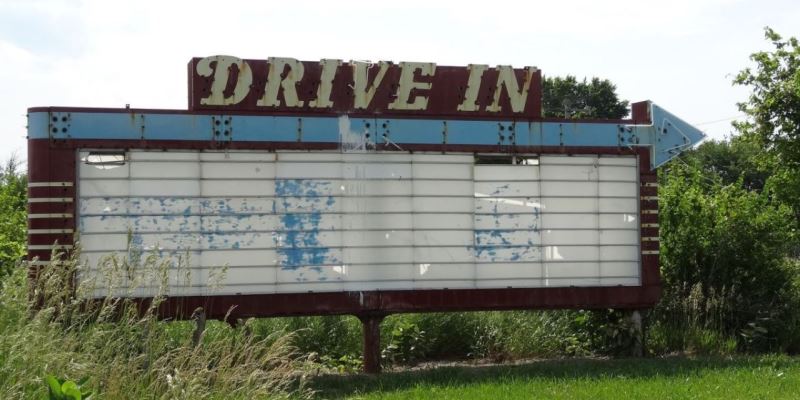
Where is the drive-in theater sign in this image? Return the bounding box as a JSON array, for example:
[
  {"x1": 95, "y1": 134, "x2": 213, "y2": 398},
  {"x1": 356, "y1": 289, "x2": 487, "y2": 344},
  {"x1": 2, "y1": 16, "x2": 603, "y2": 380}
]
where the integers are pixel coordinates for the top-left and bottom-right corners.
[{"x1": 27, "y1": 56, "x2": 704, "y2": 372}]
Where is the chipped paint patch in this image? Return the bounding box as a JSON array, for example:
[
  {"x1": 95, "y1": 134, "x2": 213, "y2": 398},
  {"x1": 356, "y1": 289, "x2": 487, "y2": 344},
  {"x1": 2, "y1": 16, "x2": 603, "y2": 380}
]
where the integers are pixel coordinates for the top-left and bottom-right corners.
[{"x1": 275, "y1": 179, "x2": 337, "y2": 272}]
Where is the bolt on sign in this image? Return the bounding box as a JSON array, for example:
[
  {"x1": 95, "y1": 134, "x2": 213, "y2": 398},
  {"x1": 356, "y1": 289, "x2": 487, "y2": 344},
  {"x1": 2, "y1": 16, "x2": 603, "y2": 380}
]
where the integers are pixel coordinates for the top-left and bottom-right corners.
[{"x1": 27, "y1": 55, "x2": 704, "y2": 373}]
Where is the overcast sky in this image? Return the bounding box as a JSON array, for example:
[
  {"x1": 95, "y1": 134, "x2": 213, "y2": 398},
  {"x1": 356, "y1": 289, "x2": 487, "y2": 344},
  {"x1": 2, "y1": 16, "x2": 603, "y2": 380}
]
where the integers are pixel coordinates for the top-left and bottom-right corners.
[{"x1": 2, "y1": 0, "x2": 799, "y2": 165}]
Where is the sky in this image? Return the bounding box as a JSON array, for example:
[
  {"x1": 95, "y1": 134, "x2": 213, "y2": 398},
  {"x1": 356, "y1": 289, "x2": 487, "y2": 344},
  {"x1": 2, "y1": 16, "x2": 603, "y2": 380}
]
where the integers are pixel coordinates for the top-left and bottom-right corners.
[{"x1": 2, "y1": 0, "x2": 799, "y2": 165}]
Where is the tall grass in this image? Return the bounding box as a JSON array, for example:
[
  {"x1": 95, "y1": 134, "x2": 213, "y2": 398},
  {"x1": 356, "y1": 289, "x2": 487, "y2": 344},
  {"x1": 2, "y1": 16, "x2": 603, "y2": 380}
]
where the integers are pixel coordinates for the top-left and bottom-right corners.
[{"x1": 0, "y1": 249, "x2": 310, "y2": 399}]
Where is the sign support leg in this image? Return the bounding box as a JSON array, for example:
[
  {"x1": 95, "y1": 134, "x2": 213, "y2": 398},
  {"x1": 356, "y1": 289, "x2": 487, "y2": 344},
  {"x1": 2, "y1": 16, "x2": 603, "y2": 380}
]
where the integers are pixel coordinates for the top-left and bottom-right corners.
[
  {"x1": 358, "y1": 314, "x2": 385, "y2": 374},
  {"x1": 630, "y1": 309, "x2": 644, "y2": 357},
  {"x1": 192, "y1": 307, "x2": 206, "y2": 347}
]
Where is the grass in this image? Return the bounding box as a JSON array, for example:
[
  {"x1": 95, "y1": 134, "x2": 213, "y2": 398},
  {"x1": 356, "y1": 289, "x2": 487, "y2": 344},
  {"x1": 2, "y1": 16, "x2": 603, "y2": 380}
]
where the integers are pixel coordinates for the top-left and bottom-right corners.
[
  {"x1": 308, "y1": 355, "x2": 800, "y2": 399},
  {"x1": 0, "y1": 255, "x2": 311, "y2": 399},
  {"x1": 2, "y1": 248, "x2": 798, "y2": 398}
]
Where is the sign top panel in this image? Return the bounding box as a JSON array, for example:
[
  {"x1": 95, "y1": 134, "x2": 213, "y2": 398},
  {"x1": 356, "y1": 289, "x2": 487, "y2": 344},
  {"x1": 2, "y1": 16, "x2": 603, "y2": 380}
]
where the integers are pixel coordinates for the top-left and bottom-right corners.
[{"x1": 188, "y1": 56, "x2": 542, "y2": 119}]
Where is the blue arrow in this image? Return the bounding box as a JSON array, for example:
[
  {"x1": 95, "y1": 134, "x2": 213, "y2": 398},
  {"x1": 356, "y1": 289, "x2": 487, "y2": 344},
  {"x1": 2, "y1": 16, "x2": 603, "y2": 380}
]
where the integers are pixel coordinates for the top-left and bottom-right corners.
[{"x1": 27, "y1": 101, "x2": 704, "y2": 169}]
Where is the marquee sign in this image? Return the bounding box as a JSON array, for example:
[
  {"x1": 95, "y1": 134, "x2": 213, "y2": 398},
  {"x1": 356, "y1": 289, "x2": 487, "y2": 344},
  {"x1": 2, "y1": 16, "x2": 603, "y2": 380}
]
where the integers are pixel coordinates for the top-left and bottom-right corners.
[
  {"x1": 188, "y1": 56, "x2": 542, "y2": 119},
  {"x1": 27, "y1": 55, "x2": 706, "y2": 373}
]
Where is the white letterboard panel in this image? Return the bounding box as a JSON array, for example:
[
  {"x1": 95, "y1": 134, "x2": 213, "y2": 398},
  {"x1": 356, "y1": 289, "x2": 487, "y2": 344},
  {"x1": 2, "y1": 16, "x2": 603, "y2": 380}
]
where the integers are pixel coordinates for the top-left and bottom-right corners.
[{"x1": 77, "y1": 151, "x2": 641, "y2": 297}]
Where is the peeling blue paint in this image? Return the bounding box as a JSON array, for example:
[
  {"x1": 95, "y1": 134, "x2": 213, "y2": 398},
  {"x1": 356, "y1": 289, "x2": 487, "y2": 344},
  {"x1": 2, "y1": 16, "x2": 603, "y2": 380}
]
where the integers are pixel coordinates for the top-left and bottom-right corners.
[
  {"x1": 275, "y1": 179, "x2": 336, "y2": 272},
  {"x1": 471, "y1": 185, "x2": 542, "y2": 262}
]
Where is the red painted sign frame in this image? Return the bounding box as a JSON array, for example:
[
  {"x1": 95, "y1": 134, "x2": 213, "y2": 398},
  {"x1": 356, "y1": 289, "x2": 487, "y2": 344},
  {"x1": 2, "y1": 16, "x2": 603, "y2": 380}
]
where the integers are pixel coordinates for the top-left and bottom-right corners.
[{"x1": 27, "y1": 109, "x2": 659, "y2": 322}]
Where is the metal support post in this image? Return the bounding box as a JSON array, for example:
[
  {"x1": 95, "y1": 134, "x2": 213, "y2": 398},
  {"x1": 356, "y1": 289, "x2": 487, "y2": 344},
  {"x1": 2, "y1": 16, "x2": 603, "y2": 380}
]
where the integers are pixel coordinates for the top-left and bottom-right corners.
[{"x1": 358, "y1": 314, "x2": 385, "y2": 374}]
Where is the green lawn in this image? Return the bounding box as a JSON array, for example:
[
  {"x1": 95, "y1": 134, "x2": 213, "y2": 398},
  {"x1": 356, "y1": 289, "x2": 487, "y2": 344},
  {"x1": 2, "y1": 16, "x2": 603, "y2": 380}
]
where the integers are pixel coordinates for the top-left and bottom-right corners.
[{"x1": 308, "y1": 356, "x2": 800, "y2": 399}]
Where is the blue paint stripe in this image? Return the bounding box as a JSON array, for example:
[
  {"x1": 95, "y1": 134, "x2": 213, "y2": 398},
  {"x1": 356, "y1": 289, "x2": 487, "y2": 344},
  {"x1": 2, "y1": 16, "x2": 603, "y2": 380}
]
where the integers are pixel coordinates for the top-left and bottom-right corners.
[
  {"x1": 28, "y1": 110, "x2": 634, "y2": 147},
  {"x1": 28, "y1": 102, "x2": 706, "y2": 168}
]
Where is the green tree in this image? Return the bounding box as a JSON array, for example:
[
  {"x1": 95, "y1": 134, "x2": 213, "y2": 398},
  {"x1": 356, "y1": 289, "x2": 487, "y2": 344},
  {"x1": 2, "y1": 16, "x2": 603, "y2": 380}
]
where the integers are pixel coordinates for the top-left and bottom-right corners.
[
  {"x1": 542, "y1": 76, "x2": 629, "y2": 119},
  {"x1": 734, "y1": 28, "x2": 800, "y2": 167},
  {"x1": 0, "y1": 156, "x2": 27, "y2": 283},
  {"x1": 733, "y1": 27, "x2": 800, "y2": 220},
  {"x1": 684, "y1": 138, "x2": 770, "y2": 191}
]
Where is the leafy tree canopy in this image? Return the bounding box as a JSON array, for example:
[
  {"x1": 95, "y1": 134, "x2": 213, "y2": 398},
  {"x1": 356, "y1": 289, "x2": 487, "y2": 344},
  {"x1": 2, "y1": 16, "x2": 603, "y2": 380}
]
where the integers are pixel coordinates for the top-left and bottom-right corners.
[
  {"x1": 542, "y1": 76, "x2": 629, "y2": 119},
  {"x1": 734, "y1": 27, "x2": 800, "y2": 167}
]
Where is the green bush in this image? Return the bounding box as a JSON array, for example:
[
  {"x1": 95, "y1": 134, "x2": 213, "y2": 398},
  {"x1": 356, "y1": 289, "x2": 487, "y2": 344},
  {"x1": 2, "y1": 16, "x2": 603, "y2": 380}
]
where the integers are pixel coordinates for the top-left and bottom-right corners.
[
  {"x1": 0, "y1": 157, "x2": 26, "y2": 283},
  {"x1": 658, "y1": 157, "x2": 800, "y2": 352}
]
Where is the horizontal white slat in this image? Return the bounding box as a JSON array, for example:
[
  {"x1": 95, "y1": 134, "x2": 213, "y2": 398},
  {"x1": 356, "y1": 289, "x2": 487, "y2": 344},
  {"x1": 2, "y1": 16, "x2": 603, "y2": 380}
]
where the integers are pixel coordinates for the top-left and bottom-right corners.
[
  {"x1": 475, "y1": 197, "x2": 542, "y2": 214},
  {"x1": 201, "y1": 163, "x2": 275, "y2": 179},
  {"x1": 474, "y1": 165, "x2": 539, "y2": 181},
  {"x1": 277, "y1": 163, "x2": 343, "y2": 179},
  {"x1": 541, "y1": 230, "x2": 639, "y2": 246},
  {"x1": 128, "y1": 151, "x2": 200, "y2": 161},
  {"x1": 200, "y1": 249, "x2": 278, "y2": 267},
  {"x1": 474, "y1": 229, "x2": 539, "y2": 246},
  {"x1": 600, "y1": 245, "x2": 640, "y2": 261},
  {"x1": 599, "y1": 198, "x2": 638, "y2": 213},
  {"x1": 342, "y1": 231, "x2": 411, "y2": 246},
  {"x1": 598, "y1": 182, "x2": 638, "y2": 197},
  {"x1": 541, "y1": 181, "x2": 597, "y2": 197},
  {"x1": 413, "y1": 163, "x2": 472, "y2": 179},
  {"x1": 131, "y1": 162, "x2": 200, "y2": 179},
  {"x1": 340, "y1": 197, "x2": 410, "y2": 213},
  {"x1": 343, "y1": 247, "x2": 414, "y2": 264},
  {"x1": 599, "y1": 166, "x2": 638, "y2": 181},
  {"x1": 542, "y1": 230, "x2": 597, "y2": 245},
  {"x1": 540, "y1": 165, "x2": 599, "y2": 181},
  {"x1": 414, "y1": 263, "x2": 474, "y2": 280},
  {"x1": 474, "y1": 245, "x2": 541, "y2": 263},
  {"x1": 474, "y1": 213, "x2": 538, "y2": 230},
  {"x1": 413, "y1": 197, "x2": 474, "y2": 212},
  {"x1": 475, "y1": 181, "x2": 540, "y2": 197},
  {"x1": 80, "y1": 197, "x2": 202, "y2": 215},
  {"x1": 80, "y1": 180, "x2": 130, "y2": 197},
  {"x1": 413, "y1": 180, "x2": 472, "y2": 196},
  {"x1": 133, "y1": 180, "x2": 200, "y2": 196},
  {"x1": 542, "y1": 245, "x2": 599, "y2": 262},
  {"x1": 545, "y1": 262, "x2": 600, "y2": 278},
  {"x1": 540, "y1": 197, "x2": 597, "y2": 213},
  {"x1": 414, "y1": 214, "x2": 472, "y2": 230},
  {"x1": 476, "y1": 262, "x2": 542, "y2": 279},
  {"x1": 201, "y1": 198, "x2": 274, "y2": 214},
  {"x1": 416, "y1": 246, "x2": 474, "y2": 263},
  {"x1": 540, "y1": 214, "x2": 597, "y2": 229},
  {"x1": 276, "y1": 248, "x2": 342, "y2": 266},
  {"x1": 80, "y1": 216, "x2": 202, "y2": 233},
  {"x1": 342, "y1": 214, "x2": 409, "y2": 230},
  {"x1": 201, "y1": 180, "x2": 274, "y2": 196},
  {"x1": 344, "y1": 264, "x2": 414, "y2": 281},
  {"x1": 343, "y1": 163, "x2": 411, "y2": 179},
  {"x1": 600, "y1": 262, "x2": 640, "y2": 277},
  {"x1": 200, "y1": 152, "x2": 277, "y2": 162},
  {"x1": 416, "y1": 230, "x2": 474, "y2": 246}
]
